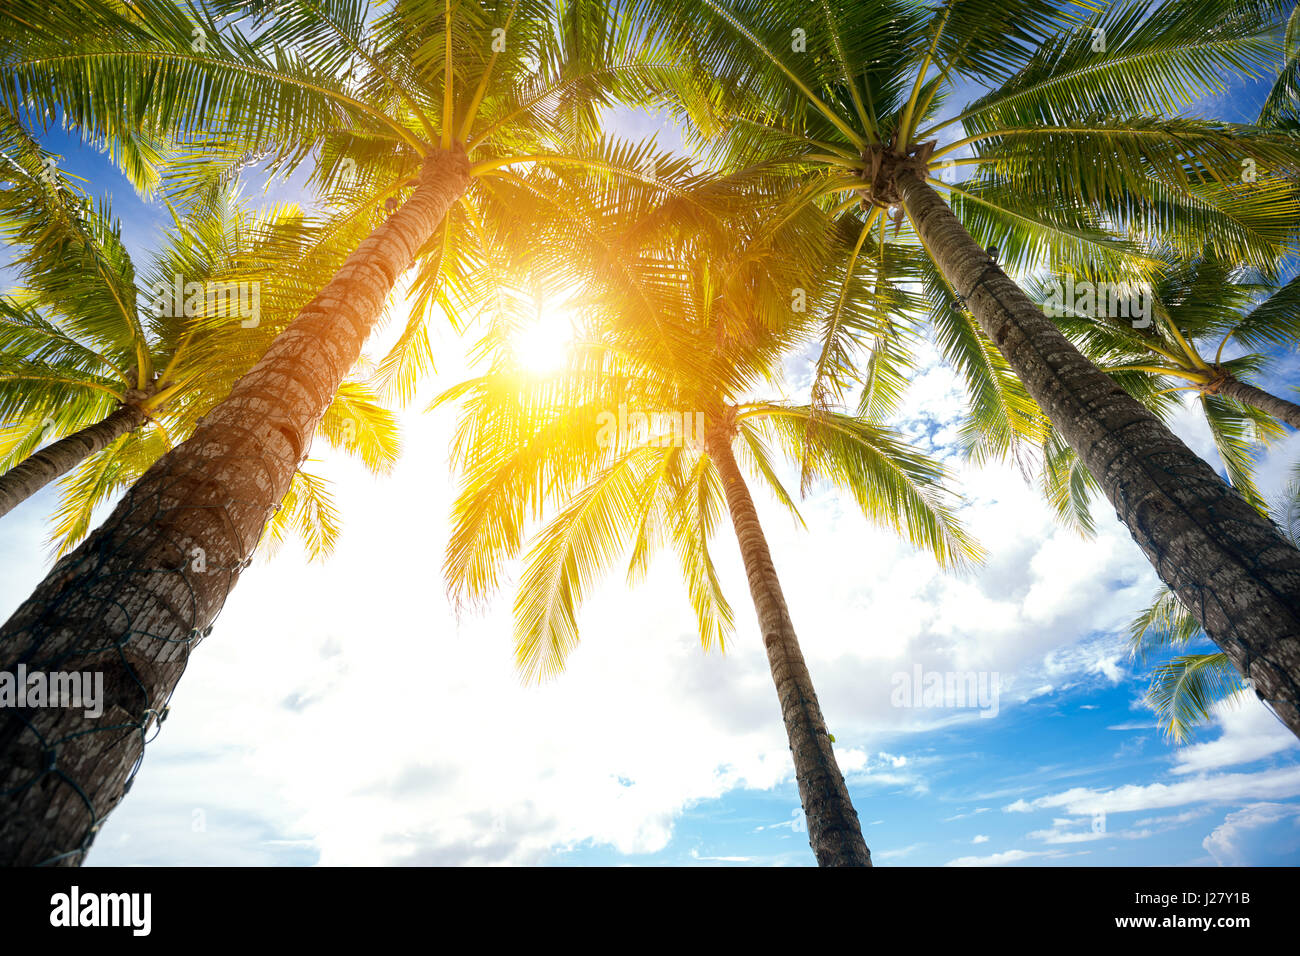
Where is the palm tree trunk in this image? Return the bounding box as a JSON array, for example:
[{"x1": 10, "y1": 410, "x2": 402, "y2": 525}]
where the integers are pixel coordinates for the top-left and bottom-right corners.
[
  {"x1": 0, "y1": 405, "x2": 146, "y2": 519},
  {"x1": 0, "y1": 147, "x2": 471, "y2": 866},
  {"x1": 706, "y1": 424, "x2": 871, "y2": 867},
  {"x1": 897, "y1": 168, "x2": 1300, "y2": 740},
  {"x1": 1217, "y1": 373, "x2": 1300, "y2": 430}
]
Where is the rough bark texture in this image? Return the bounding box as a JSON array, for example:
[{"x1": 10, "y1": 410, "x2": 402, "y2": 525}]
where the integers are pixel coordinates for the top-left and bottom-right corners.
[
  {"x1": 707, "y1": 425, "x2": 871, "y2": 867},
  {"x1": 0, "y1": 405, "x2": 147, "y2": 519},
  {"x1": 0, "y1": 148, "x2": 471, "y2": 866},
  {"x1": 898, "y1": 168, "x2": 1300, "y2": 739},
  {"x1": 1217, "y1": 374, "x2": 1300, "y2": 430}
]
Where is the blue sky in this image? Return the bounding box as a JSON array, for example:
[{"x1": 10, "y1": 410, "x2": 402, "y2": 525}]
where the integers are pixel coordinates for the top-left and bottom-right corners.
[{"x1": 2, "y1": 18, "x2": 1300, "y2": 867}]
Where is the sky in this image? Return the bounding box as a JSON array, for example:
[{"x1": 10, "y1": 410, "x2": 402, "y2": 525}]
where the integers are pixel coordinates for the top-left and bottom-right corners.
[{"x1": 2, "y1": 27, "x2": 1300, "y2": 868}]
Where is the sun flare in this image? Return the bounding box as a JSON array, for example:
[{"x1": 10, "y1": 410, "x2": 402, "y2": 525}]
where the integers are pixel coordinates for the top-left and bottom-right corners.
[{"x1": 512, "y1": 300, "x2": 575, "y2": 374}]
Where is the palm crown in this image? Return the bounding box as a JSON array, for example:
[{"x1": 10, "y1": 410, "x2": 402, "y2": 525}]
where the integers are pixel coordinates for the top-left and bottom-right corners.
[
  {"x1": 3, "y1": 0, "x2": 696, "y2": 399},
  {"x1": 624, "y1": 0, "x2": 1300, "y2": 447},
  {"x1": 0, "y1": 107, "x2": 399, "y2": 554},
  {"x1": 1027, "y1": 253, "x2": 1300, "y2": 521},
  {"x1": 441, "y1": 158, "x2": 980, "y2": 680}
]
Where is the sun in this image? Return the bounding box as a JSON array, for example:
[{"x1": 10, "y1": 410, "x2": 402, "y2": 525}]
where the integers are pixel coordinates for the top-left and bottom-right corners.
[{"x1": 512, "y1": 298, "x2": 576, "y2": 375}]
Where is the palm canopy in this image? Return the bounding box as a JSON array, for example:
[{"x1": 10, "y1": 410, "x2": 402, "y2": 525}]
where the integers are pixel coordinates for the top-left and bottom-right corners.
[
  {"x1": 636, "y1": 0, "x2": 1299, "y2": 263},
  {"x1": 1021, "y1": 253, "x2": 1300, "y2": 520},
  {"x1": 0, "y1": 0, "x2": 693, "y2": 402},
  {"x1": 438, "y1": 157, "x2": 981, "y2": 681},
  {"x1": 0, "y1": 105, "x2": 156, "y2": 427},
  {"x1": 0, "y1": 112, "x2": 398, "y2": 555},
  {"x1": 1129, "y1": 467, "x2": 1300, "y2": 741},
  {"x1": 623, "y1": 0, "x2": 1300, "y2": 439},
  {"x1": 1259, "y1": 2, "x2": 1300, "y2": 130}
]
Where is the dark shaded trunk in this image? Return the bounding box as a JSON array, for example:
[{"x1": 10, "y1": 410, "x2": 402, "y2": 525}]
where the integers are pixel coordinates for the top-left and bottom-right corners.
[
  {"x1": 0, "y1": 405, "x2": 146, "y2": 518},
  {"x1": 706, "y1": 424, "x2": 871, "y2": 867},
  {"x1": 1217, "y1": 373, "x2": 1300, "y2": 430},
  {"x1": 898, "y1": 168, "x2": 1300, "y2": 739},
  {"x1": 0, "y1": 148, "x2": 471, "y2": 866}
]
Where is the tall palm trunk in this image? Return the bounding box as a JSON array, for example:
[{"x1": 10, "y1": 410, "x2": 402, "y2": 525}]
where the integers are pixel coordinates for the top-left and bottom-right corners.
[
  {"x1": 1216, "y1": 373, "x2": 1300, "y2": 430},
  {"x1": 0, "y1": 405, "x2": 146, "y2": 518},
  {"x1": 706, "y1": 424, "x2": 871, "y2": 867},
  {"x1": 0, "y1": 148, "x2": 471, "y2": 866},
  {"x1": 898, "y1": 168, "x2": 1300, "y2": 740}
]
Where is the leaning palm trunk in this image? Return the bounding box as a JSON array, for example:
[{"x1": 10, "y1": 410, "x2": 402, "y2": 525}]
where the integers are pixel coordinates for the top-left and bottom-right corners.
[
  {"x1": 898, "y1": 168, "x2": 1300, "y2": 740},
  {"x1": 0, "y1": 148, "x2": 471, "y2": 866},
  {"x1": 1215, "y1": 374, "x2": 1300, "y2": 430},
  {"x1": 707, "y1": 425, "x2": 871, "y2": 867},
  {"x1": 0, "y1": 405, "x2": 146, "y2": 519}
]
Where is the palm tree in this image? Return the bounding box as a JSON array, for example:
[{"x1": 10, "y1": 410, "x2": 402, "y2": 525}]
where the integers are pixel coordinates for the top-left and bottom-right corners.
[
  {"x1": 0, "y1": 0, "x2": 673, "y2": 864},
  {"x1": 0, "y1": 111, "x2": 398, "y2": 532},
  {"x1": 1130, "y1": 467, "x2": 1300, "y2": 740},
  {"x1": 1015, "y1": 254, "x2": 1299, "y2": 537},
  {"x1": 441, "y1": 163, "x2": 979, "y2": 866},
  {"x1": 634, "y1": 0, "x2": 1300, "y2": 736},
  {"x1": 0, "y1": 112, "x2": 158, "y2": 515},
  {"x1": 1043, "y1": 255, "x2": 1300, "y2": 431}
]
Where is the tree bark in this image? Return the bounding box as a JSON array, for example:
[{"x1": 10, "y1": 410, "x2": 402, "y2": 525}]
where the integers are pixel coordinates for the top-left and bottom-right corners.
[
  {"x1": 898, "y1": 167, "x2": 1300, "y2": 740},
  {"x1": 1217, "y1": 373, "x2": 1300, "y2": 430},
  {"x1": 0, "y1": 405, "x2": 147, "y2": 519},
  {"x1": 706, "y1": 424, "x2": 871, "y2": 867},
  {"x1": 0, "y1": 147, "x2": 471, "y2": 866}
]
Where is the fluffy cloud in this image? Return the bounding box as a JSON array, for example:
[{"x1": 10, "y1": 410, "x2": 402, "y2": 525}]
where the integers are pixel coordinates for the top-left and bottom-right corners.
[
  {"x1": 1203, "y1": 803, "x2": 1300, "y2": 866},
  {"x1": 1005, "y1": 764, "x2": 1300, "y2": 818}
]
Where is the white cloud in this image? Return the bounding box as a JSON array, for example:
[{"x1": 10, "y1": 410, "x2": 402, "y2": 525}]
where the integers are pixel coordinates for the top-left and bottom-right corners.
[
  {"x1": 1171, "y1": 699, "x2": 1299, "y2": 775},
  {"x1": 1004, "y1": 765, "x2": 1300, "y2": 819},
  {"x1": 945, "y1": 848, "x2": 1067, "y2": 867},
  {"x1": 1133, "y1": 808, "x2": 1210, "y2": 828},
  {"x1": 945, "y1": 807, "x2": 992, "y2": 821},
  {"x1": 689, "y1": 849, "x2": 753, "y2": 862},
  {"x1": 1203, "y1": 803, "x2": 1300, "y2": 866}
]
